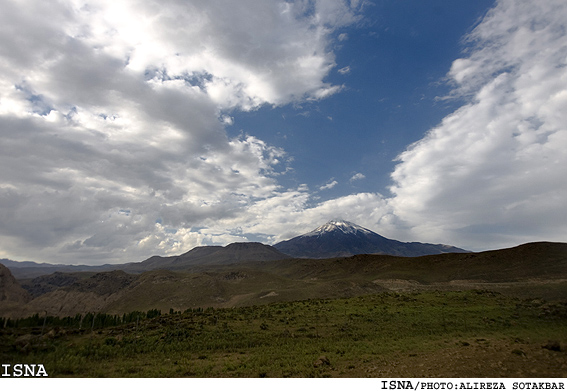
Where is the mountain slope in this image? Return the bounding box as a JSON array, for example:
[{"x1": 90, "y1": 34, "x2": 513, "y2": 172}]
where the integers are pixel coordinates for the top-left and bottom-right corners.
[
  {"x1": 14, "y1": 270, "x2": 137, "y2": 318},
  {"x1": 274, "y1": 220, "x2": 469, "y2": 258},
  {"x1": 266, "y1": 241, "x2": 567, "y2": 283},
  {"x1": 1, "y1": 243, "x2": 291, "y2": 279},
  {"x1": 0, "y1": 263, "x2": 31, "y2": 304},
  {"x1": 0, "y1": 258, "x2": 111, "y2": 279},
  {"x1": 123, "y1": 242, "x2": 290, "y2": 272},
  {"x1": 0, "y1": 263, "x2": 32, "y2": 318},
  {"x1": 19, "y1": 272, "x2": 88, "y2": 298},
  {"x1": 3, "y1": 241, "x2": 566, "y2": 318}
]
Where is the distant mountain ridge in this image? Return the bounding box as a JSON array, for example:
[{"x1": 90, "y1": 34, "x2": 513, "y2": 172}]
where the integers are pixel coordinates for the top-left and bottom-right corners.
[
  {"x1": 274, "y1": 220, "x2": 469, "y2": 258},
  {"x1": 0, "y1": 243, "x2": 290, "y2": 278},
  {"x1": 125, "y1": 242, "x2": 290, "y2": 272},
  {"x1": 0, "y1": 258, "x2": 111, "y2": 279},
  {"x1": 2, "y1": 220, "x2": 468, "y2": 278}
]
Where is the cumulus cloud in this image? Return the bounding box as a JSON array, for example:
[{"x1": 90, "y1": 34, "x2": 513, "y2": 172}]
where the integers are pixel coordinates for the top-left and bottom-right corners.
[
  {"x1": 0, "y1": 0, "x2": 364, "y2": 264},
  {"x1": 389, "y1": 0, "x2": 567, "y2": 250},
  {"x1": 212, "y1": 191, "x2": 397, "y2": 246},
  {"x1": 320, "y1": 180, "x2": 338, "y2": 191},
  {"x1": 349, "y1": 173, "x2": 365, "y2": 182},
  {"x1": 2, "y1": 0, "x2": 565, "y2": 265}
]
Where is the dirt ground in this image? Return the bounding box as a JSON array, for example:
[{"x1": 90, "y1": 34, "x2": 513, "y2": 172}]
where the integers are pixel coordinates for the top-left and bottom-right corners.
[{"x1": 357, "y1": 338, "x2": 567, "y2": 378}]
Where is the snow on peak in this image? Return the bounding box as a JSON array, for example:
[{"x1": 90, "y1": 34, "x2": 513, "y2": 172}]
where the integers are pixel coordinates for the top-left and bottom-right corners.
[{"x1": 302, "y1": 220, "x2": 375, "y2": 237}]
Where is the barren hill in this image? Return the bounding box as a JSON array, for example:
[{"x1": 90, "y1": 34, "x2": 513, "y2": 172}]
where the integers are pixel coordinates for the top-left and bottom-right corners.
[
  {"x1": 0, "y1": 264, "x2": 32, "y2": 318},
  {"x1": 264, "y1": 241, "x2": 567, "y2": 283},
  {"x1": 0, "y1": 263, "x2": 30, "y2": 304},
  {"x1": 122, "y1": 242, "x2": 290, "y2": 273},
  {"x1": 14, "y1": 270, "x2": 137, "y2": 318},
  {"x1": 3, "y1": 241, "x2": 565, "y2": 318}
]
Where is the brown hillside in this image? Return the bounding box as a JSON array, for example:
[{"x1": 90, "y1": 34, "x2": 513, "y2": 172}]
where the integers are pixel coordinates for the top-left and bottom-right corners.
[
  {"x1": 5, "y1": 241, "x2": 567, "y2": 318},
  {"x1": 0, "y1": 263, "x2": 31, "y2": 304},
  {"x1": 124, "y1": 242, "x2": 289, "y2": 272},
  {"x1": 8, "y1": 270, "x2": 137, "y2": 318},
  {"x1": 19, "y1": 271, "x2": 91, "y2": 298},
  {"x1": 0, "y1": 264, "x2": 32, "y2": 318},
  {"x1": 255, "y1": 241, "x2": 567, "y2": 283}
]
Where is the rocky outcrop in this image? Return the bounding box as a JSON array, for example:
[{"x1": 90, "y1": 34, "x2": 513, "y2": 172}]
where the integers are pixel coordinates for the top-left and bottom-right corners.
[
  {"x1": 0, "y1": 263, "x2": 31, "y2": 304},
  {"x1": 21, "y1": 271, "x2": 81, "y2": 298},
  {"x1": 23, "y1": 270, "x2": 137, "y2": 317}
]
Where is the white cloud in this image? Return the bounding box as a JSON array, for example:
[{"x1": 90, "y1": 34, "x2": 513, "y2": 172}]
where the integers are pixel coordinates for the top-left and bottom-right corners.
[
  {"x1": 349, "y1": 173, "x2": 365, "y2": 182},
  {"x1": 0, "y1": 0, "x2": 363, "y2": 264},
  {"x1": 389, "y1": 0, "x2": 567, "y2": 250},
  {"x1": 338, "y1": 66, "x2": 351, "y2": 75},
  {"x1": 320, "y1": 180, "x2": 338, "y2": 191},
  {"x1": 65, "y1": 0, "x2": 361, "y2": 110},
  {"x1": 212, "y1": 190, "x2": 397, "y2": 246},
  {"x1": 2, "y1": 0, "x2": 565, "y2": 265},
  {"x1": 220, "y1": 115, "x2": 234, "y2": 126}
]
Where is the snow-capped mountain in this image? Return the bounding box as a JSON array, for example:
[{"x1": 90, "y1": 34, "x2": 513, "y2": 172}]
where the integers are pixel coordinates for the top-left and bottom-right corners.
[
  {"x1": 274, "y1": 220, "x2": 469, "y2": 259},
  {"x1": 300, "y1": 220, "x2": 376, "y2": 237}
]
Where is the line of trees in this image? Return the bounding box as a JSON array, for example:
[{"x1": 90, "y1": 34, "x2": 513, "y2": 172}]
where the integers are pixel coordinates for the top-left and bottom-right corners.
[
  {"x1": 0, "y1": 305, "x2": 233, "y2": 330},
  {"x1": 0, "y1": 308, "x2": 163, "y2": 330}
]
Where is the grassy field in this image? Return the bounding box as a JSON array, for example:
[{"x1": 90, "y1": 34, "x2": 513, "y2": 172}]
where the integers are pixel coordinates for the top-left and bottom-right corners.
[{"x1": 1, "y1": 290, "x2": 566, "y2": 377}]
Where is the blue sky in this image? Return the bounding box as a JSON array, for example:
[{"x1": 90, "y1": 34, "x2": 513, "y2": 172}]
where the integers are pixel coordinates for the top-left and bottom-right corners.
[
  {"x1": 226, "y1": 1, "x2": 494, "y2": 200},
  {"x1": 1, "y1": 0, "x2": 566, "y2": 265}
]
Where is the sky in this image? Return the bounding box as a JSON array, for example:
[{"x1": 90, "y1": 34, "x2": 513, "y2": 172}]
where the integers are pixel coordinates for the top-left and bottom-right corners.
[{"x1": 1, "y1": 0, "x2": 566, "y2": 265}]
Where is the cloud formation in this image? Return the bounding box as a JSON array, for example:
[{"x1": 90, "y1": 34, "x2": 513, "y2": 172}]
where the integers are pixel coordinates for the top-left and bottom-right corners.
[
  {"x1": 389, "y1": 0, "x2": 567, "y2": 250},
  {"x1": 0, "y1": 0, "x2": 364, "y2": 264},
  {"x1": 1, "y1": 0, "x2": 566, "y2": 264},
  {"x1": 320, "y1": 180, "x2": 338, "y2": 191},
  {"x1": 349, "y1": 173, "x2": 365, "y2": 182}
]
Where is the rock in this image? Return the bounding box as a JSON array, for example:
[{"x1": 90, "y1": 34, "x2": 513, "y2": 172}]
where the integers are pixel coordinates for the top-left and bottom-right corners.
[
  {"x1": 542, "y1": 340, "x2": 562, "y2": 352},
  {"x1": 313, "y1": 355, "x2": 331, "y2": 367},
  {"x1": 15, "y1": 334, "x2": 36, "y2": 346}
]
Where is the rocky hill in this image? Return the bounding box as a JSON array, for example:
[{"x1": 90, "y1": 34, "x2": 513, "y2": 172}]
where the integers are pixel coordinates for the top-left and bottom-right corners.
[
  {"x1": 0, "y1": 263, "x2": 31, "y2": 304},
  {"x1": 10, "y1": 270, "x2": 137, "y2": 318},
  {"x1": 19, "y1": 272, "x2": 86, "y2": 298},
  {"x1": 0, "y1": 264, "x2": 32, "y2": 318}
]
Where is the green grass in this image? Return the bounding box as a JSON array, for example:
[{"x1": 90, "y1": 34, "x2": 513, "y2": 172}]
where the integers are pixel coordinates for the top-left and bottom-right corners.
[{"x1": 1, "y1": 290, "x2": 566, "y2": 377}]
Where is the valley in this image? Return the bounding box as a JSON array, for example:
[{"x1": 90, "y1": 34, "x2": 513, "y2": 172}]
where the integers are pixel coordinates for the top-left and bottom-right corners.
[{"x1": 1, "y1": 221, "x2": 566, "y2": 377}]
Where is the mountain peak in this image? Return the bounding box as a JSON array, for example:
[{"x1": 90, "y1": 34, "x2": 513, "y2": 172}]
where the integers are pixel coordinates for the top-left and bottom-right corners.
[
  {"x1": 302, "y1": 219, "x2": 375, "y2": 237},
  {"x1": 274, "y1": 220, "x2": 469, "y2": 259}
]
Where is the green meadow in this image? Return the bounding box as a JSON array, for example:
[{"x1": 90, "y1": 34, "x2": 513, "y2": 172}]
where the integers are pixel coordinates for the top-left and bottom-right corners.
[{"x1": 1, "y1": 290, "x2": 566, "y2": 377}]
